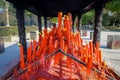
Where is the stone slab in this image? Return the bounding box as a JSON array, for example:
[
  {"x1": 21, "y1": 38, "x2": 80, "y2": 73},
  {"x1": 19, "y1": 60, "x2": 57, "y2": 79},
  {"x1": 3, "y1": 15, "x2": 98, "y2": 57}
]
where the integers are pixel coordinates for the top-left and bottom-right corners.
[
  {"x1": 107, "y1": 35, "x2": 120, "y2": 49},
  {"x1": 30, "y1": 32, "x2": 37, "y2": 40}
]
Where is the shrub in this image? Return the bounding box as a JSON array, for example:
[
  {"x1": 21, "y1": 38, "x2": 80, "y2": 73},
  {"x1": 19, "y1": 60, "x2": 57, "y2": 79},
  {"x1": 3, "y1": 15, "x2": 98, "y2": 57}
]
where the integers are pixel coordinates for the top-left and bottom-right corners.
[{"x1": 0, "y1": 26, "x2": 38, "y2": 36}]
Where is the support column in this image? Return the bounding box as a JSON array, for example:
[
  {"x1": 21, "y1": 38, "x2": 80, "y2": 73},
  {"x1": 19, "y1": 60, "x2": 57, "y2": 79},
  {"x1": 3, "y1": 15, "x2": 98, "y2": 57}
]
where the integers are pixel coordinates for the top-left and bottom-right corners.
[
  {"x1": 72, "y1": 14, "x2": 76, "y2": 32},
  {"x1": 44, "y1": 16, "x2": 47, "y2": 29},
  {"x1": 93, "y1": 6, "x2": 103, "y2": 45},
  {"x1": 38, "y1": 15, "x2": 42, "y2": 32},
  {"x1": 16, "y1": 7, "x2": 27, "y2": 54},
  {"x1": 77, "y1": 14, "x2": 82, "y2": 35}
]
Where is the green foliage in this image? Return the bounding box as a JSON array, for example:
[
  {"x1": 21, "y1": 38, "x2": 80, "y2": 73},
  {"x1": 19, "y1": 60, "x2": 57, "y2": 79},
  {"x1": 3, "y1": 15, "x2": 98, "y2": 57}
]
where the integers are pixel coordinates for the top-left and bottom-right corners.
[
  {"x1": 102, "y1": 12, "x2": 120, "y2": 27},
  {"x1": 0, "y1": 27, "x2": 11, "y2": 36},
  {"x1": 105, "y1": 0, "x2": 120, "y2": 26},
  {"x1": 0, "y1": 0, "x2": 5, "y2": 9},
  {"x1": 103, "y1": 26, "x2": 120, "y2": 31},
  {"x1": 0, "y1": 26, "x2": 37, "y2": 36},
  {"x1": 25, "y1": 26, "x2": 38, "y2": 32},
  {"x1": 24, "y1": 11, "x2": 38, "y2": 26},
  {"x1": 82, "y1": 10, "x2": 94, "y2": 25},
  {"x1": 106, "y1": 0, "x2": 120, "y2": 13},
  {"x1": 52, "y1": 17, "x2": 58, "y2": 23},
  {"x1": 102, "y1": 13, "x2": 111, "y2": 26}
]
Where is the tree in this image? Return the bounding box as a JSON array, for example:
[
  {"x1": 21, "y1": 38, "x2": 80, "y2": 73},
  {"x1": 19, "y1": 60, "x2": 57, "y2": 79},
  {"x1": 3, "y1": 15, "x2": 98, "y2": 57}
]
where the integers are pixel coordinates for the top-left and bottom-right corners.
[
  {"x1": 5, "y1": 1, "x2": 10, "y2": 27},
  {"x1": 0, "y1": 0, "x2": 10, "y2": 26},
  {"x1": 24, "y1": 10, "x2": 38, "y2": 26},
  {"x1": 106, "y1": 0, "x2": 120, "y2": 13},
  {"x1": 106, "y1": 0, "x2": 120, "y2": 26},
  {"x1": 0, "y1": 0, "x2": 5, "y2": 9},
  {"x1": 82, "y1": 10, "x2": 94, "y2": 25}
]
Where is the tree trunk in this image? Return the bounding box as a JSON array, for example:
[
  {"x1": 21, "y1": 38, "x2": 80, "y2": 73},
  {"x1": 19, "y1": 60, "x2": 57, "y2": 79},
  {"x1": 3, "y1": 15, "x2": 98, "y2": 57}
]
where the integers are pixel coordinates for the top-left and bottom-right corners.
[
  {"x1": 93, "y1": 7, "x2": 103, "y2": 45},
  {"x1": 6, "y1": 1, "x2": 10, "y2": 27}
]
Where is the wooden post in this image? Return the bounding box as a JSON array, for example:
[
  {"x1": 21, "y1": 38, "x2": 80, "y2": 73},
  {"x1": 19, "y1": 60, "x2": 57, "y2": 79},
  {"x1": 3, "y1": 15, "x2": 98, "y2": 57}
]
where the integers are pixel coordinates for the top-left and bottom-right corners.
[
  {"x1": 77, "y1": 14, "x2": 82, "y2": 32},
  {"x1": 72, "y1": 14, "x2": 76, "y2": 32},
  {"x1": 38, "y1": 15, "x2": 42, "y2": 32},
  {"x1": 93, "y1": 6, "x2": 103, "y2": 45},
  {"x1": 77, "y1": 14, "x2": 82, "y2": 35},
  {"x1": 44, "y1": 16, "x2": 47, "y2": 29},
  {"x1": 16, "y1": 7, "x2": 27, "y2": 54}
]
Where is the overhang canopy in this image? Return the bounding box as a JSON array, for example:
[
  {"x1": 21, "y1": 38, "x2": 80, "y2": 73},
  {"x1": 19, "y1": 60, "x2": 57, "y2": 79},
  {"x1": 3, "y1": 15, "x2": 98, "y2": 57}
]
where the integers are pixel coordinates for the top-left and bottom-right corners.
[{"x1": 6, "y1": 0, "x2": 110, "y2": 16}]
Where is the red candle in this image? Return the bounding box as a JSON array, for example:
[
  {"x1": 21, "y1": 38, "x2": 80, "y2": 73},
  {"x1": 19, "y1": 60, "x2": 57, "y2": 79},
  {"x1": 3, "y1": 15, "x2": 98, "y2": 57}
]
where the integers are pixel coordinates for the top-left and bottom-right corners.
[
  {"x1": 67, "y1": 13, "x2": 72, "y2": 31},
  {"x1": 27, "y1": 45, "x2": 32, "y2": 63},
  {"x1": 99, "y1": 50, "x2": 102, "y2": 65},
  {"x1": 87, "y1": 41, "x2": 93, "y2": 73},
  {"x1": 33, "y1": 40, "x2": 37, "y2": 57},
  {"x1": 95, "y1": 42, "x2": 100, "y2": 49},
  {"x1": 44, "y1": 28, "x2": 48, "y2": 37},
  {"x1": 89, "y1": 41, "x2": 93, "y2": 54},
  {"x1": 64, "y1": 16, "x2": 71, "y2": 46},
  {"x1": 58, "y1": 12, "x2": 63, "y2": 30},
  {"x1": 20, "y1": 45, "x2": 25, "y2": 69},
  {"x1": 87, "y1": 54, "x2": 92, "y2": 74},
  {"x1": 49, "y1": 36, "x2": 53, "y2": 54},
  {"x1": 39, "y1": 36, "x2": 47, "y2": 55},
  {"x1": 54, "y1": 40, "x2": 58, "y2": 49}
]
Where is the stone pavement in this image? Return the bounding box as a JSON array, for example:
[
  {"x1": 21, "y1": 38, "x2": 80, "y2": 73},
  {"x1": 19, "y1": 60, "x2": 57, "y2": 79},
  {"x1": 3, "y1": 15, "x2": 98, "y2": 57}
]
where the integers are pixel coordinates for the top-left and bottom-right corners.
[
  {"x1": 0, "y1": 42, "x2": 19, "y2": 76},
  {"x1": 101, "y1": 48, "x2": 120, "y2": 76}
]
